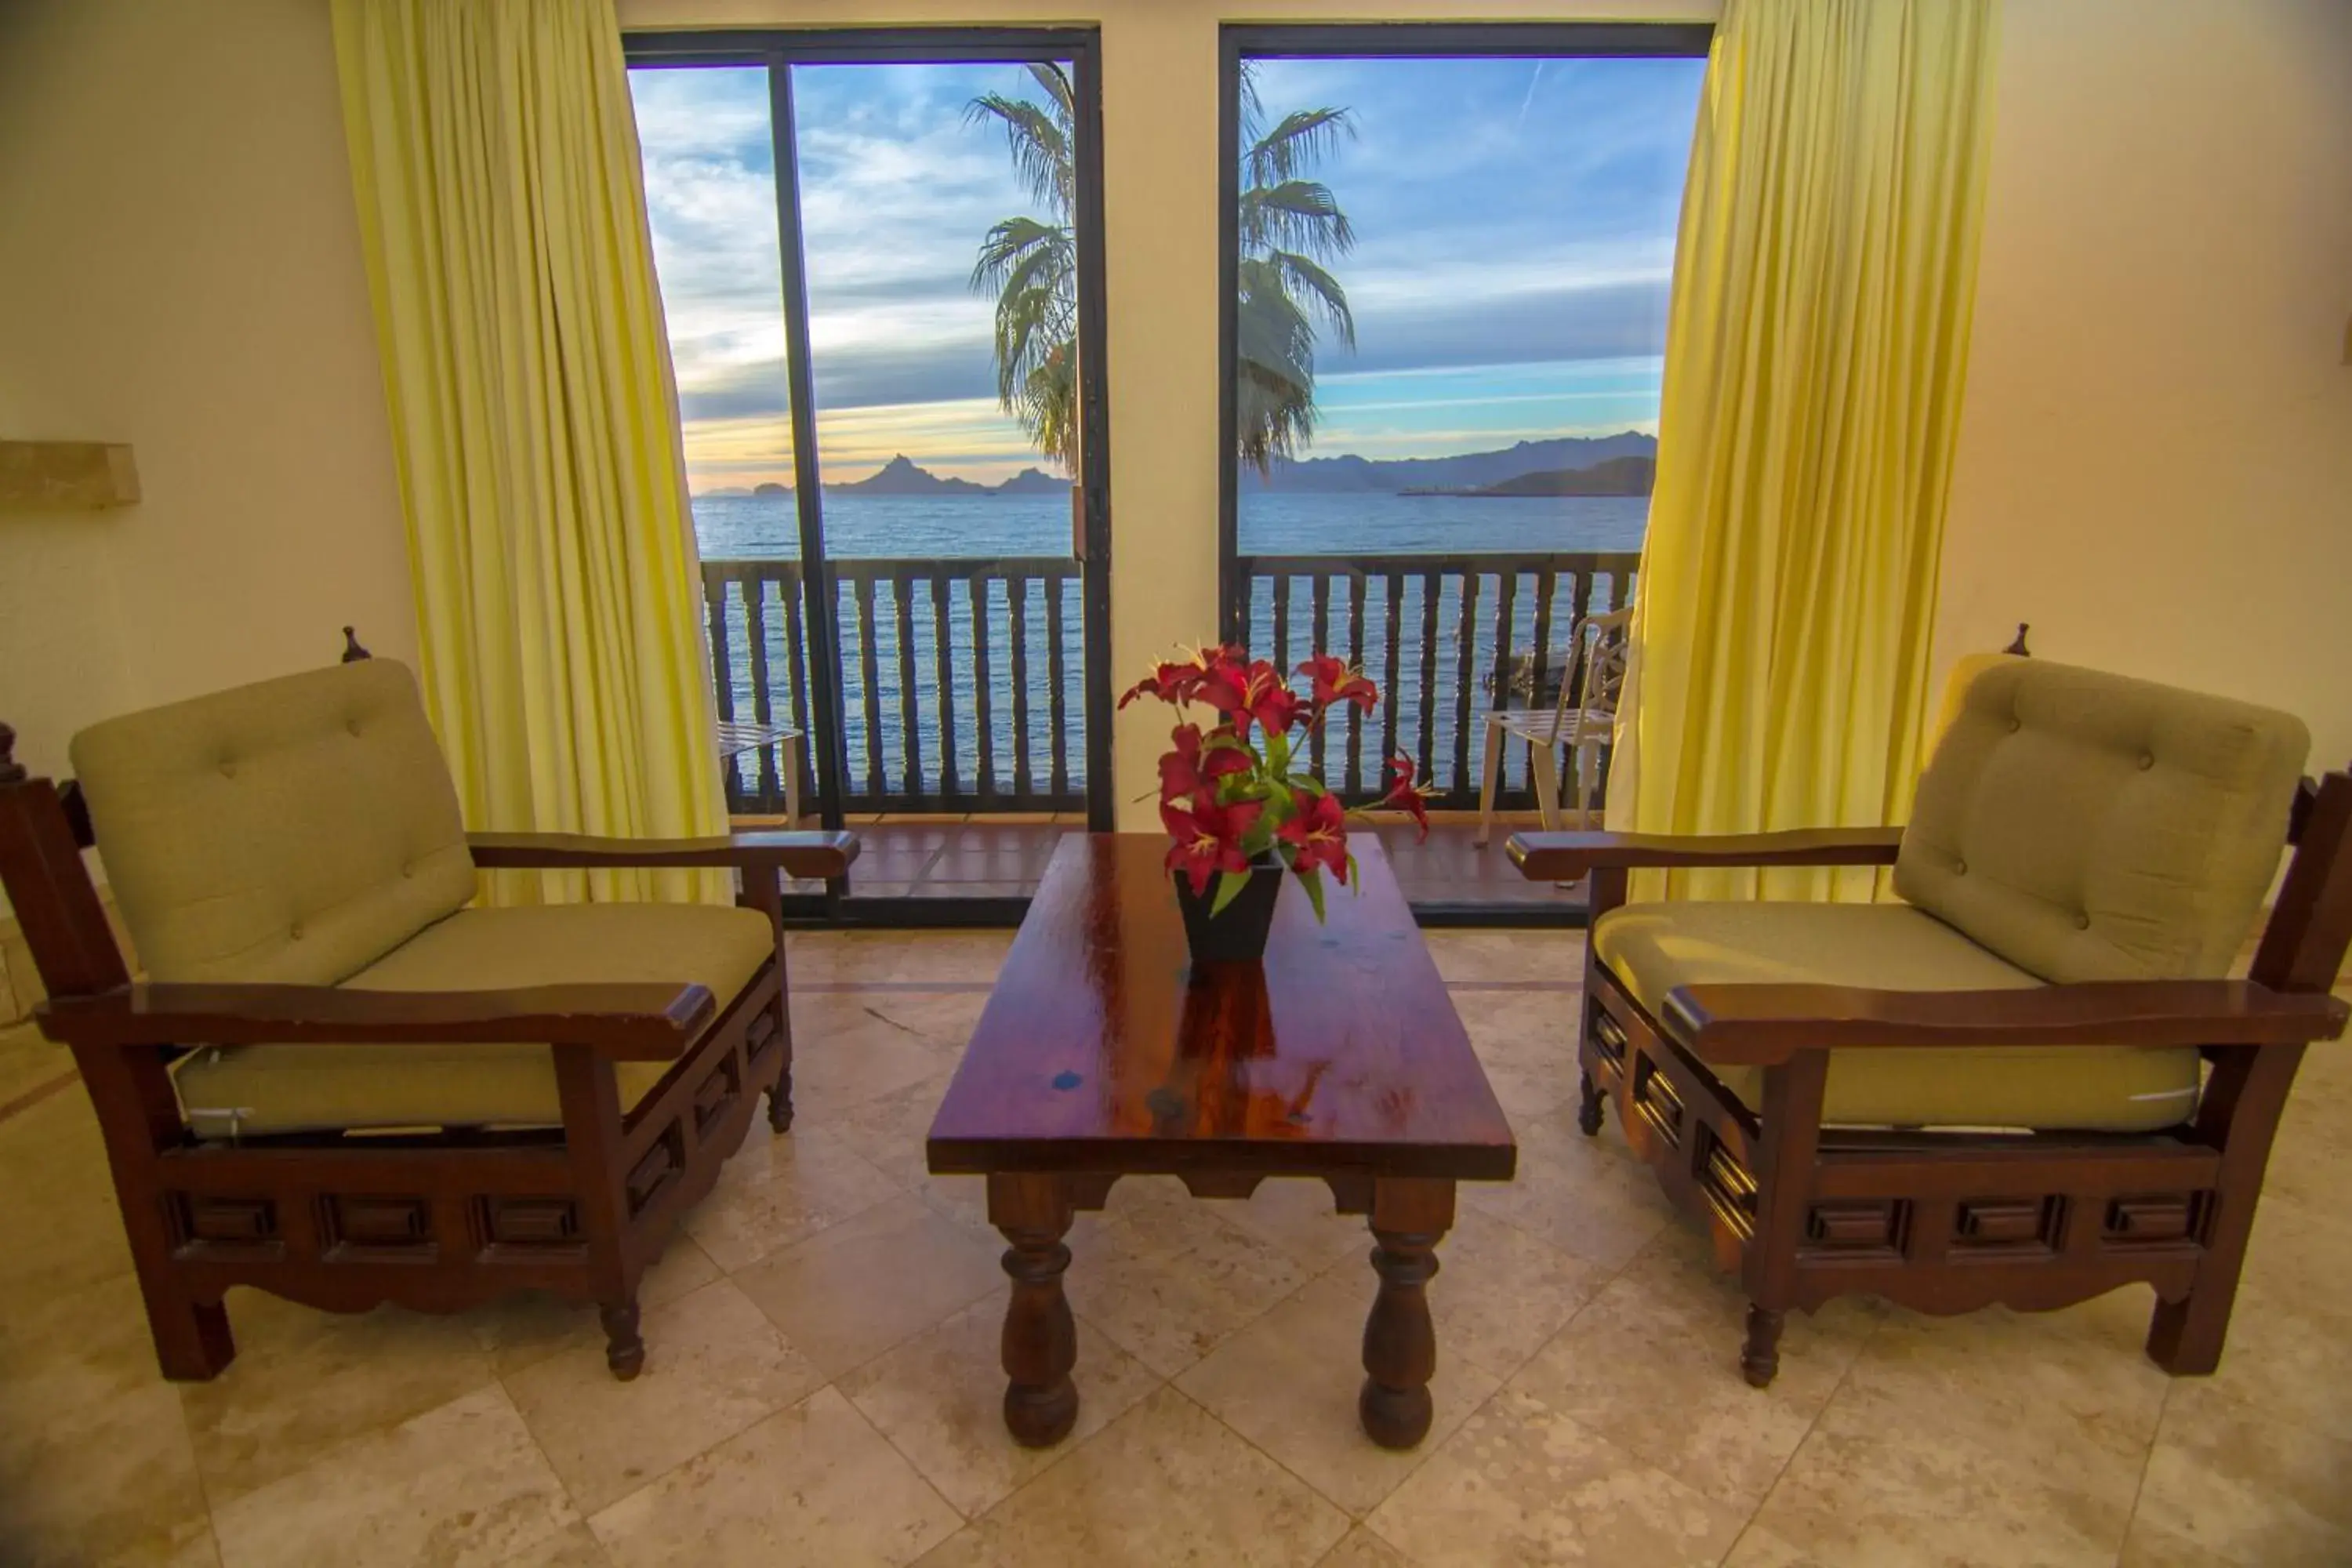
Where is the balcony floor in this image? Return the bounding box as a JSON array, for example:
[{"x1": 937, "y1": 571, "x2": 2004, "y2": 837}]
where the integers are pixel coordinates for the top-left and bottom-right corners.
[{"x1": 754, "y1": 811, "x2": 1587, "y2": 920}]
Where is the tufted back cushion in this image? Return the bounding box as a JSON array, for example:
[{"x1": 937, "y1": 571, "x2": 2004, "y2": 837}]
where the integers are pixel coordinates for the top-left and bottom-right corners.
[
  {"x1": 1896, "y1": 659, "x2": 2308, "y2": 984},
  {"x1": 71, "y1": 661, "x2": 475, "y2": 985}
]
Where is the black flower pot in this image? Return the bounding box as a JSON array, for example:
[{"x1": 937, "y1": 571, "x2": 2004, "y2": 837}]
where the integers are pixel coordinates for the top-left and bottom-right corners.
[{"x1": 1173, "y1": 856, "x2": 1285, "y2": 964}]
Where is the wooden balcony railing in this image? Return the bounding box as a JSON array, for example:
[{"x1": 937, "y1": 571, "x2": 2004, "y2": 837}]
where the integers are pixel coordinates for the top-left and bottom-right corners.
[
  {"x1": 1229, "y1": 551, "x2": 1642, "y2": 812},
  {"x1": 702, "y1": 556, "x2": 1085, "y2": 817},
  {"x1": 702, "y1": 548, "x2": 1640, "y2": 819}
]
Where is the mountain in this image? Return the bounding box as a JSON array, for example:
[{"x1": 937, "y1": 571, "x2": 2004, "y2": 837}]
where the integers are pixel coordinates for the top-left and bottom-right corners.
[
  {"x1": 1240, "y1": 431, "x2": 1657, "y2": 495},
  {"x1": 1429, "y1": 454, "x2": 1657, "y2": 499},
  {"x1": 700, "y1": 485, "x2": 756, "y2": 499},
  {"x1": 993, "y1": 466, "x2": 1072, "y2": 495},
  {"x1": 836, "y1": 455, "x2": 991, "y2": 496},
  {"x1": 750, "y1": 482, "x2": 789, "y2": 499}
]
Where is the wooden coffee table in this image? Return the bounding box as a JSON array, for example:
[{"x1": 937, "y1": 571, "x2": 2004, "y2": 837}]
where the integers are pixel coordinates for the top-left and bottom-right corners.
[{"x1": 927, "y1": 833, "x2": 1516, "y2": 1451}]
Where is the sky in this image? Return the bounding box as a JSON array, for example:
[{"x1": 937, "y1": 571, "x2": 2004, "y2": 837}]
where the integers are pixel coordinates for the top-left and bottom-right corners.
[{"x1": 627, "y1": 53, "x2": 1704, "y2": 491}]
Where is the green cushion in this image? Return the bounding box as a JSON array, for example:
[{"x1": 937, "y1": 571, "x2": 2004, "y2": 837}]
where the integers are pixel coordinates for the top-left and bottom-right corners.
[
  {"x1": 71, "y1": 661, "x2": 476, "y2": 986},
  {"x1": 1594, "y1": 901, "x2": 2201, "y2": 1132},
  {"x1": 1896, "y1": 659, "x2": 2307, "y2": 985},
  {"x1": 172, "y1": 902, "x2": 776, "y2": 1136}
]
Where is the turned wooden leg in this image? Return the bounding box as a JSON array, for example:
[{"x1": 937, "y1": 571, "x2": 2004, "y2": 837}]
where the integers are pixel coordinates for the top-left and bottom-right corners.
[
  {"x1": 1359, "y1": 1178, "x2": 1454, "y2": 1450},
  {"x1": 1740, "y1": 1303, "x2": 1784, "y2": 1388},
  {"x1": 1575, "y1": 1069, "x2": 1605, "y2": 1137},
  {"x1": 140, "y1": 1280, "x2": 235, "y2": 1382},
  {"x1": 767, "y1": 1057, "x2": 795, "y2": 1134},
  {"x1": 990, "y1": 1173, "x2": 1079, "y2": 1448},
  {"x1": 601, "y1": 1299, "x2": 645, "y2": 1381}
]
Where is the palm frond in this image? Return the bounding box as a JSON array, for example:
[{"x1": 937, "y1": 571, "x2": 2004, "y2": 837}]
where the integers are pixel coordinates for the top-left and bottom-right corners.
[
  {"x1": 964, "y1": 93, "x2": 1073, "y2": 216},
  {"x1": 968, "y1": 216, "x2": 1071, "y2": 294},
  {"x1": 1247, "y1": 107, "x2": 1353, "y2": 187},
  {"x1": 1236, "y1": 179, "x2": 1356, "y2": 260},
  {"x1": 1261, "y1": 249, "x2": 1355, "y2": 347}
]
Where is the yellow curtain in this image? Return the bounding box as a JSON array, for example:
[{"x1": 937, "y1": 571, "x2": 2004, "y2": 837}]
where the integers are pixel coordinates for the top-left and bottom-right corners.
[
  {"x1": 1608, "y1": 0, "x2": 1999, "y2": 902},
  {"x1": 332, "y1": 0, "x2": 726, "y2": 906}
]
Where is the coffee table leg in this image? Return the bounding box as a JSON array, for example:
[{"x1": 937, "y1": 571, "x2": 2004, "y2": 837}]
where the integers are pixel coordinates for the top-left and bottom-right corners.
[
  {"x1": 988, "y1": 1173, "x2": 1079, "y2": 1448},
  {"x1": 1359, "y1": 1177, "x2": 1456, "y2": 1450}
]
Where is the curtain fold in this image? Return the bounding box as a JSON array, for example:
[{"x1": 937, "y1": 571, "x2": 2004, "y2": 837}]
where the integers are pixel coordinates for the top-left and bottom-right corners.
[
  {"x1": 332, "y1": 0, "x2": 726, "y2": 905},
  {"x1": 1608, "y1": 0, "x2": 1999, "y2": 902}
]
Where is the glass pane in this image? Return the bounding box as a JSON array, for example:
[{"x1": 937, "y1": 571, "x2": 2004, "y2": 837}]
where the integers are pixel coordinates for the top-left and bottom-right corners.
[
  {"x1": 791, "y1": 60, "x2": 1084, "y2": 808},
  {"x1": 1230, "y1": 53, "x2": 1704, "y2": 801},
  {"x1": 631, "y1": 64, "x2": 806, "y2": 815}
]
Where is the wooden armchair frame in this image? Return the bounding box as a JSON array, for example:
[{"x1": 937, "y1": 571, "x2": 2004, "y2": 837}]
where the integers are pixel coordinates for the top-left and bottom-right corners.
[
  {"x1": 0, "y1": 723, "x2": 856, "y2": 1383},
  {"x1": 1508, "y1": 772, "x2": 2352, "y2": 1387}
]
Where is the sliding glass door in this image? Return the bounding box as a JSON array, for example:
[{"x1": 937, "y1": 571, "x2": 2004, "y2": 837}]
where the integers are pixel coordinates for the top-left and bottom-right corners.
[
  {"x1": 627, "y1": 30, "x2": 1113, "y2": 837},
  {"x1": 1218, "y1": 24, "x2": 1707, "y2": 817}
]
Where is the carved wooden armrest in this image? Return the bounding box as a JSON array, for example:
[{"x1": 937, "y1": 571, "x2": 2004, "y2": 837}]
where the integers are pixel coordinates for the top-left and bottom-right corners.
[
  {"x1": 1660, "y1": 980, "x2": 2349, "y2": 1066},
  {"x1": 1507, "y1": 827, "x2": 1906, "y2": 881},
  {"x1": 466, "y1": 829, "x2": 858, "y2": 879},
  {"x1": 36, "y1": 982, "x2": 715, "y2": 1060}
]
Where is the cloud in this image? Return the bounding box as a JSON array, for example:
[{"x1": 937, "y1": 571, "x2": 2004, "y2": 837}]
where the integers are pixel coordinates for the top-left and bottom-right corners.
[{"x1": 633, "y1": 51, "x2": 1705, "y2": 485}]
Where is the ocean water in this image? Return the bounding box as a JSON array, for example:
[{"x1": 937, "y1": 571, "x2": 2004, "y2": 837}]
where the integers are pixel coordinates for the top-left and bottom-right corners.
[
  {"x1": 691, "y1": 491, "x2": 1647, "y2": 805},
  {"x1": 691, "y1": 490, "x2": 1650, "y2": 560}
]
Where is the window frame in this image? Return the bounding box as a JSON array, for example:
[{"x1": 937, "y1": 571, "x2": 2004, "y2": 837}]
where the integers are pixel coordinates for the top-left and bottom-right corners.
[{"x1": 1214, "y1": 21, "x2": 1715, "y2": 643}]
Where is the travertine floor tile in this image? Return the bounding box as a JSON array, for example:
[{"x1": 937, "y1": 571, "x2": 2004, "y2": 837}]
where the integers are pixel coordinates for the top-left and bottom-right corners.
[
  {"x1": 2131, "y1": 1276, "x2": 2352, "y2": 1565},
  {"x1": 0, "y1": 1272, "x2": 213, "y2": 1566},
  {"x1": 839, "y1": 1297, "x2": 1161, "y2": 1519},
  {"x1": 469, "y1": 1234, "x2": 724, "y2": 1378},
  {"x1": 915, "y1": 1386, "x2": 1349, "y2": 1567},
  {"x1": 506, "y1": 1279, "x2": 824, "y2": 1515},
  {"x1": 833, "y1": 1069, "x2": 957, "y2": 1186},
  {"x1": 680, "y1": 1123, "x2": 905, "y2": 1272},
  {"x1": 0, "y1": 1019, "x2": 69, "y2": 1109},
  {"x1": 1749, "y1": 1400, "x2": 2130, "y2": 1568},
  {"x1": 2116, "y1": 1517, "x2": 2249, "y2": 1567},
  {"x1": 207, "y1": 1385, "x2": 599, "y2": 1568},
  {"x1": 733, "y1": 1192, "x2": 1005, "y2": 1377},
  {"x1": 1459, "y1": 1108, "x2": 1674, "y2": 1269},
  {"x1": 1177, "y1": 1265, "x2": 1500, "y2": 1516},
  {"x1": 1364, "y1": 1388, "x2": 1748, "y2": 1566},
  {"x1": 1825, "y1": 1293, "x2": 2167, "y2": 1514},
  {"x1": 789, "y1": 993, "x2": 970, "y2": 1118},
  {"x1": 1207, "y1": 1175, "x2": 1374, "y2": 1272},
  {"x1": 1423, "y1": 1204, "x2": 1608, "y2": 1380},
  {"x1": 0, "y1": 1091, "x2": 138, "y2": 1314},
  {"x1": 1504, "y1": 1223, "x2": 1873, "y2": 1508},
  {"x1": 1721, "y1": 1523, "x2": 1828, "y2": 1566},
  {"x1": 176, "y1": 1291, "x2": 500, "y2": 1506},
  {"x1": 1062, "y1": 1196, "x2": 1310, "y2": 1378},
  {"x1": 1316, "y1": 1526, "x2": 1415, "y2": 1567},
  {"x1": 1421, "y1": 930, "x2": 1574, "y2": 983},
  {"x1": 589, "y1": 1385, "x2": 960, "y2": 1567}
]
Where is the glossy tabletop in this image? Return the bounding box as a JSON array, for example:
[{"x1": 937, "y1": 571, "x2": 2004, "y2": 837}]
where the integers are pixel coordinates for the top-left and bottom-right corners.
[{"x1": 927, "y1": 834, "x2": 1516, "y2": 1181}]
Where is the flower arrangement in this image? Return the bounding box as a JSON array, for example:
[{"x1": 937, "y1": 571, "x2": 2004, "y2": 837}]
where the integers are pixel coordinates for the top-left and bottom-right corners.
[{"x1": 1120, "y1": 645, "x2": 1434, "y2": 928}]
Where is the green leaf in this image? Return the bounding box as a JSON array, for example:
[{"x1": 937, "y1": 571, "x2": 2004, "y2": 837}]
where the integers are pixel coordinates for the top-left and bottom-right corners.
[
  {"x1": 1264, "y1": 729, "x2": 1290, "y2": 775},
  {"x1": 1210, "y1": 869, "x2": 1250, "y2": 916},
  {"x1": 1298, "y1": 866, "x2": 1328, "y2": 923},
  {"x1": 1345, "y1": 851, "x2": 1360, "y2": 891}
]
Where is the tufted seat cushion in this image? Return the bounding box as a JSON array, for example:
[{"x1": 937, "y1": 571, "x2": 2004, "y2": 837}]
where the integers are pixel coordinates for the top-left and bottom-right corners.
[
  {"x1": 1895, "y1": 660, "x2": 2308, "y2": 984},
  {"x1": 172, "y1": 902, "x2": 778, "y2": 1135},
  {"x1": 1595, "y1": 901, "x2": 2201, "y2": 1131},
  {"x1": 71, "y1": 660, "x2": 477, "y2": 986}
]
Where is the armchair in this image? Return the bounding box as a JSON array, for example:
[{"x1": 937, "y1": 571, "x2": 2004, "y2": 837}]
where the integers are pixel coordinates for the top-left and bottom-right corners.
[
  {"x1": 0, "y1": 656, "x2": 856, "y2": 1383},
  {"x1": 1512, "y1": 659, "x2": 2352, "y2": 1386}
]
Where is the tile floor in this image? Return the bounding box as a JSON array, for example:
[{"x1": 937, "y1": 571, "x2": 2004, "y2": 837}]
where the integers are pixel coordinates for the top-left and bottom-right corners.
[{"x1": 2, "y1": 927, "x2": 2349, "y2": 1566}]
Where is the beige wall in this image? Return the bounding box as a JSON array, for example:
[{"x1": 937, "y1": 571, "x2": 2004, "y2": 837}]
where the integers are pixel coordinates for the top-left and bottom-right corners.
[
  {"x1": 1, "y1": 0, "x2": 2346, "y2": 836},
  {"x1": 0, "y1": 0, "x2": 415, "y2": 786},
  {"x1": 1936, "y1": 0, "x2": 2352, "y2": 768}
]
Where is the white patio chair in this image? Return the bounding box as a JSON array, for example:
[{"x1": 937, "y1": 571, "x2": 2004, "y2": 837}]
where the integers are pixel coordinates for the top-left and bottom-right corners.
[{"x1": 1474, "y1": 607, "x2": 1630, "y2": 848}]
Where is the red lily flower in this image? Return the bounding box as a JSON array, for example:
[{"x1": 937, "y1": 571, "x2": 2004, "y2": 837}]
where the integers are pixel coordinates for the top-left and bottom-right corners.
[
  {"x1": 1162, "y1": 797, "x2": 1264, "y2": 897},
  {"x1": 1379, "y1": 753, "x2": 1435, "y2": 841},
  {"x1": 1277, "y1": 789, "x2": 1349, "y2": 884},
  {"x1": 1160, "y1": 723, "x2": 1250, "y2": 804},
  {"x1": 1297, "y1": 655, "x2": 1376, "y2": 714}
]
